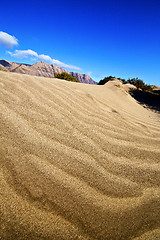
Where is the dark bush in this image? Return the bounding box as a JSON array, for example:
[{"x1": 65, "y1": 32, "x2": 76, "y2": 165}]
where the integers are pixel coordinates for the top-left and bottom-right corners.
[
  {"x1": 127, "y1": 78, "x2": 152, "y2": 91},
  {"x1": 98, "y1": 76, "x2": 152, "y2": 92},
  {"x1": 54, "y1": 72, "x2": 80, "y2": 82},
  {"x1": 98, "y1": 76, "x2": 115, "y2": 85}
]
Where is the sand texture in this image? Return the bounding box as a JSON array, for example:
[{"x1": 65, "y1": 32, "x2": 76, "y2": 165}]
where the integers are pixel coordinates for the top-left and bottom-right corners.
[{"x1": 0, "y1": 71, "x2": 160, "y2": 240}]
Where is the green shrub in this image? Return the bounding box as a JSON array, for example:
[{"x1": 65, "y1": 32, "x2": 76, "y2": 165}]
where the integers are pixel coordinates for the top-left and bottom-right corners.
[
  {"x1": 127, "y1": 78, "x2": 152, "y2": 91},
  {"x1": 98, "y1": 76, "x2": 115, "y2": 85},
  {"x1": 54, "y1": 72, "x2": 80, "y2": 82},
  {"x1": 98, "y1": 76, "x2": 152, "y2": 92}
]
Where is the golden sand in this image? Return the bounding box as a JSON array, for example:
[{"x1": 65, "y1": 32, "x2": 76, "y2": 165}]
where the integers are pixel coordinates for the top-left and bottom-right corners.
[{"x1": 0, "y1": 71, "x2": 160, "y2": 239}]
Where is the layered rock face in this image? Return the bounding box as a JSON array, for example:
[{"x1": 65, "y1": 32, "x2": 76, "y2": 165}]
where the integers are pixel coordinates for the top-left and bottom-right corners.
[
  {"x1": 0, "y1": 60, "x2": 97, "y2": 84},
  {"x1": 70, "y1": 72, "x2": 96, "y2": 84}
]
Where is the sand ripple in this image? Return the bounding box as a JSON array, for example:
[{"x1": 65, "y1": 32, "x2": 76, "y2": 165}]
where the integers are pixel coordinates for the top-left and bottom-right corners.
[{"x1": 0, "y1": 72, "x2": 160, "y2": 239}]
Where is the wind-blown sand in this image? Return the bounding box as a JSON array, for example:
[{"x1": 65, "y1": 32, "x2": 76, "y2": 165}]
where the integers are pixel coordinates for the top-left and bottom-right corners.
[{"x1": 0, "y1": 71, "x2": 160, "y2": 240}]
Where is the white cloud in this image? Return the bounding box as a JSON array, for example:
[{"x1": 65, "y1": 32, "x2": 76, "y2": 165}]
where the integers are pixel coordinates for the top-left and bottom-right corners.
[
  {"x1": 39, "y1": 54, "x2": 52, "y2": 62},
  {"x1": 0, "y1": 31, "x2": 18, "y2": 48},
  {"x1": 8, "y1": 49, "x2": 38, "y2": 58},
  {"x1": 8, "y1": 49, "x2": 81, "y2": 71}
]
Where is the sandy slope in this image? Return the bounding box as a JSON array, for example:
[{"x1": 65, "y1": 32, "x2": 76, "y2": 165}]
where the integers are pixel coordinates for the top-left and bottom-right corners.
[{"x1": 0, "y1": 71, "x2": 160, "y2": 240}]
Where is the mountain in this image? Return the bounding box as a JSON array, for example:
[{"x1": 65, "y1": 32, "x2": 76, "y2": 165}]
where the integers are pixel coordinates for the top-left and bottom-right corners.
[
  {"x1": 0, "y1": 60, "x2": 97, "y2": 84},
  {"x1": 70, "y1": 72, "x2": 96, "y2": 84}
]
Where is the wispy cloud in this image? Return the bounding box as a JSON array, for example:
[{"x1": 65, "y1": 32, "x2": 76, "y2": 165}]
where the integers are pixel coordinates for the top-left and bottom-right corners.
[
  {"x1": 0, "y1": 31, "x2": 18, "y2": 48},
  {"x1": 8, "y1": 49, "x2": 81, "y2": 71},
  {"x1": 93, "y1": 73, "x2": 105, "y2": 78},
  {"x1": 87, "y1": 71, "x2": 93, "y2": 76},
  {"x1": 8, "y1": 49, "x2": 38, "y2": 58}
]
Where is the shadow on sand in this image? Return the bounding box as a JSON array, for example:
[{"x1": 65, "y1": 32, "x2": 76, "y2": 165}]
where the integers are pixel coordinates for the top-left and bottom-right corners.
[{"x1": 129, "y1": 89, "x2": 160, "y2": 113}]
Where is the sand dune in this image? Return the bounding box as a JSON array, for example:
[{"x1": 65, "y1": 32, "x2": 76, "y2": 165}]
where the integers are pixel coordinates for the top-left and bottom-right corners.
[{"x1": 0, "y1": 71, "x2": 160, "y2": 240}]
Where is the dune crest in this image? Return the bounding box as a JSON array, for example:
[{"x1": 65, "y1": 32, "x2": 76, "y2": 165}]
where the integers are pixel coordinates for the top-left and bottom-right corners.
[{"x1": 0, "y1": 71, "x2": 160, "y2": 239}]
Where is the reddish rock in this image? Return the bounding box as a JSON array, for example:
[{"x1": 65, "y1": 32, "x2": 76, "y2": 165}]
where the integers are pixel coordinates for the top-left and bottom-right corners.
[{"x1": 0, "y1": 60, "x2": 97, "y2": 84}]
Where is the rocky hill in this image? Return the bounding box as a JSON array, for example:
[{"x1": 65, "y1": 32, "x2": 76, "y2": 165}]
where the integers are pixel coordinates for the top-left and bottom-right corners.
[
  {"x1": 70, "y1": 72, "x2": 96, "y2": 84},
  {"x1": 0, "y1": 60, "x2": 97, "y2": 84}
]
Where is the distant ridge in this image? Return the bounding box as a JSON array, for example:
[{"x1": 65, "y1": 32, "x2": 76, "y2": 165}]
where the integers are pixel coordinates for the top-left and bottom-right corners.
[{"x1": 0, "y1": 60, "x2": 97, "y2": 84}]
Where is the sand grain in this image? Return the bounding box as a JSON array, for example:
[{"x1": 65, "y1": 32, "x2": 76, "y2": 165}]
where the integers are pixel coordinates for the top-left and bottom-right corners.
[{"x1": 0, "y1": 71, "x2": 160, "y2": 239}]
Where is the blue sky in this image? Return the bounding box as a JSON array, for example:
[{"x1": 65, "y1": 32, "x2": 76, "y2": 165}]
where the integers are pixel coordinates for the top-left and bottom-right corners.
[{"x1": 0, "y1": 0, "x2": 160, "y2": 85}]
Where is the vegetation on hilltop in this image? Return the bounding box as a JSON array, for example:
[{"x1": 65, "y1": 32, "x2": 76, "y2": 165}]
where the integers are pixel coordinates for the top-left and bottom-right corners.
[
  {"x1": 98, "y1": 76, "x2": 114, "y2": 85},
  {"x1": 126, "y1": 78, "x2": 153, "y2": 91},
  {"x1": 98, "y1": 76, "x2": 152, "y2": 91},
  {"x1": 98, "y1": 76, "x2": 160, "y2": 112},
  {"x1": 54, "y1": 72, "x2": 80, "y2": 82}
]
